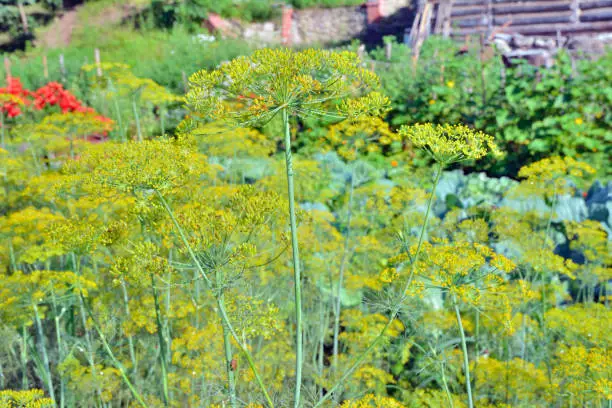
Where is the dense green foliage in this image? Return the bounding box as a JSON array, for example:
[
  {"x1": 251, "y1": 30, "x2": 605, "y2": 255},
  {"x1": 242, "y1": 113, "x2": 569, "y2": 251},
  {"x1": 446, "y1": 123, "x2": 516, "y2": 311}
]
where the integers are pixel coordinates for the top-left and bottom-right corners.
[
  {"x1": 366, "y1": 37, "x2": 611, "y2": 177},
  {"x1": 0, "y1": 16, "x2": 610, "y2": 405}
]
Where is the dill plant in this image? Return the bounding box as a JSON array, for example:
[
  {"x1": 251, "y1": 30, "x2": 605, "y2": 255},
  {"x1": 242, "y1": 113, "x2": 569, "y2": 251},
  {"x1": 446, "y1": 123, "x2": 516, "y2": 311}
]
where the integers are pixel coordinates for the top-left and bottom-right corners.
[
  {"x1": 185, "y1": 47, "x2": 388, "y2": 406},
  {"x1": 315, "y1": 123, "x2": 502, "y2": 407}
]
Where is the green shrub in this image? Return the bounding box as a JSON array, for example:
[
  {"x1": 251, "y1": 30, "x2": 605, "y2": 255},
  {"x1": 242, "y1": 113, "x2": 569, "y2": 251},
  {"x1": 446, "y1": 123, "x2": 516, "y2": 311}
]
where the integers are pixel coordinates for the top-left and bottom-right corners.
[{"x1": 368, "y1": 37, "x2": 611, "y2": 178}]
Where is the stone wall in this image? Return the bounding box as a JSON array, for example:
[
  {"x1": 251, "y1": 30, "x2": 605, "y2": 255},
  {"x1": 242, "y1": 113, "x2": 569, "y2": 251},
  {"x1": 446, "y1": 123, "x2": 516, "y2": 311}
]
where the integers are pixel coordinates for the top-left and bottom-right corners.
[
  {"x1": 230, "y1": 1, "x2": 413, "y2": 46},
  {"x1": 292, "y1": 6, "x2": 367, "y2": 45}
]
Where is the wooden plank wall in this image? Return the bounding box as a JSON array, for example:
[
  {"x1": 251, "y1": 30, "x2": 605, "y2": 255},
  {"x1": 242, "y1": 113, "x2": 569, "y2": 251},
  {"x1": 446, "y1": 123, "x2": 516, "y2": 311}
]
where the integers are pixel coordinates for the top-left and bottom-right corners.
[{"x1": 438, "y1": 0, "x2": 612, "y2": 38}]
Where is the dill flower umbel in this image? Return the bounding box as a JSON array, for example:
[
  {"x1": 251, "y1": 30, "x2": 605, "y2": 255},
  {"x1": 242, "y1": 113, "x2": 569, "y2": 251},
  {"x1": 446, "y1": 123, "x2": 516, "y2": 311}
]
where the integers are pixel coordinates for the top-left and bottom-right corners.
[
  {"x1": 185, "y1": 47, "x2": 389, "y2": 126},
  {"x1": 0, "y1": 389, "x2": 55, "y2": 407},
  {"x1": 63, "y1": 138, "x2": 211, "y2": 193},
  {"x1": 399, "y1": 123, "x2": 501, "y2": 165},
  {"x1": 515, "y1": 156, "x2": 595, "y2": 197},
  {"x1": 320, "y1": 116, "x2": 400, "y2": 162}
]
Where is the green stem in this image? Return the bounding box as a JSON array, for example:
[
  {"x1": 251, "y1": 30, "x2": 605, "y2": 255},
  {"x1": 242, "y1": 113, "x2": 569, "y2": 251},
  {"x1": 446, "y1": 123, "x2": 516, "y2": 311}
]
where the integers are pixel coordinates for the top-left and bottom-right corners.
[
  {"x1": 120, "y1": 279, "x2": 138, "y2": 372},
  {"x1": 221, "y1": 296, "x2": 237, "y2": 408},
  {"x1": 315, "y1": 162, "x2": 444, "y2": 406},
  {"x1": 132, "y1": 98, "x2": 142, "y2": 142},
  {"x1": 441, "y1": 361, "x2": 454, "y2": 408},
  {"x1": 51, "y1": 287, "x2": 66, "y2": 408},
  {"x1": 69, "y1": 135, "x2": 74, "y2": 160},
  {"x1": 114, "y1": 99, "x2": 124, "y2": 142},
  {"x1": 332, "y1": 165, "x2": 356, "y2": 374},
  {"x1": 453, "y1": 297, "x2": 474, "y2": 408},
  {"x1": 283, "y1": 108, "x2": 303, "y2": 408},
  {"x1": 83, "y1": 295, "x2": 149, "y2": 408},
  {"x1": 21, "y1": 324, "x2": 28, "y2": 389},
  {"x1": 1, "y1": 111, "x2": 5, "y2": 148},
  {"x1": 160, "y1": 106, "x2": 166, "y2": 137},
  {"x1": 33, "y1": 303, "x2": 56, "y2": 402},
  {"x1": 155, "y1": 190, "x2": 273, "y2": 407},
  {"x1": 217, "y1": 269, "x2": 237, "y2": 408},
  {"x1": 151, "y1": 274, "x2": 170, "y2": 407},
  {"x1": 72, "y1": 253, "x2": 103, "y2": 403},
  {"x1": 474, "y1": 309, "x2": 479, "y2": 392},
  {"x1": 1, "y1": 111, "x2": 9, "y2": 205}
]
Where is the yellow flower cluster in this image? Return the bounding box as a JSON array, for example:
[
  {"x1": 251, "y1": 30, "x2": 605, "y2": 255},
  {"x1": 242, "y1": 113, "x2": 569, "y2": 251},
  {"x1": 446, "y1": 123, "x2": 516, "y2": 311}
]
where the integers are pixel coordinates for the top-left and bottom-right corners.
[
  {"x1": 515, "y1": 156, "x2": 595, "y2": 197},
  {"x1": 63, "y1": 138, "x2": 211, "y2": 193},
  {"x1": 186, "y1": 48, "x2": 389, "y2": 127},
  {"x1": 340, "y1": 393, "x2": 405, "y2": 407},
  {"x1": 398, "y1": 123, "x2": 501, "y2": 165},
  {"x1": 474, "y1": 357, "x2": 550, "y2": 405},
  {"x1": 553, "y1": 345, "x2": 611, "y2": 402},
  {"x1": 183, "y1": 121, "x2": 275, "y2": 158},
  {"x1": 82, "y1": 62, "x2": 180, "y2": 105},
  {"x1": 320, "y1": 116, "x2": 400, "y2": 161},
  {"x1": 0, "y1": 389, "x2": 55, "y2": 408},
  {"x1": 546, "y1": 303, "x2": 611, "y2": 348},
  {"x1": 409, "y1": 240, "x2": 515, "y2": 306}
]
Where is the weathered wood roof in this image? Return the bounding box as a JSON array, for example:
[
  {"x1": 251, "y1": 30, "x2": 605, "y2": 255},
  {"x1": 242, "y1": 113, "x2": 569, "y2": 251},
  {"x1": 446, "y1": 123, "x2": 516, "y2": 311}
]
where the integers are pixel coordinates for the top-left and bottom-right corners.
[{"x1": 433, "y1": 0, "x2": 612, "y2": 37}]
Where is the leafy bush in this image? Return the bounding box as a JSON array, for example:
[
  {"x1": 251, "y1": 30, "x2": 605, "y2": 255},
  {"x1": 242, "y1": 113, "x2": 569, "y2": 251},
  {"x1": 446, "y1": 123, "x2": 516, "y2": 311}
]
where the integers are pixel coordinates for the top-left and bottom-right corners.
[{"x1": 369, "y1": 37, "x2": 612, "y2": 178}]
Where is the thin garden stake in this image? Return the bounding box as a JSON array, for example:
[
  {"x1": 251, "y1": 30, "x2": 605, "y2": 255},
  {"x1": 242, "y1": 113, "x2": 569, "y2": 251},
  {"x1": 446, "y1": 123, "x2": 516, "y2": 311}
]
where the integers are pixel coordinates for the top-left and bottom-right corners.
[
  {"x1": 4, "y1": 57, "x2": 11, "y2": 81},
  {"x1": 59, "y1": 54, "x2": 67, "y2": 83},
  {"x1": 43, "y1": 55, "x2": 49, "y2": 80},
  {"x1": 94, "y1": 49, "x2": 102, "y2": 77}
]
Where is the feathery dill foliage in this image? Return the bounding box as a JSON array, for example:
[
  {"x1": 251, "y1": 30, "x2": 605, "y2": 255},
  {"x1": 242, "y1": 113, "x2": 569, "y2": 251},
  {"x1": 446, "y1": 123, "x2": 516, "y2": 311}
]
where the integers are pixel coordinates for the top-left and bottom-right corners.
[{"x1": 1, "y1": 43, "x2": 610, "y2": 408}]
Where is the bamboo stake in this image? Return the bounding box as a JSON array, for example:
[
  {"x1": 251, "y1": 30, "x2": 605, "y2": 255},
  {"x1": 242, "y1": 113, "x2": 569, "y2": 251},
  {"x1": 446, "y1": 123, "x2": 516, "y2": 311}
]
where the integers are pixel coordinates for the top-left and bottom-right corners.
[
  {"x1": 43, "y1": 55, "x2": 49, "y2": 79},
  {"x1": 59, "y1": 54, "x2": 66, "y2": 83},
  {"x1": 181, "y1": 71, "x2": 188, "y2": 93},
  {"x1": 3, "y1": 57, "x2": 11, "y2": 82},
  {"x1": 94, "y1": 48, "x2": 102, "y2": 77}
]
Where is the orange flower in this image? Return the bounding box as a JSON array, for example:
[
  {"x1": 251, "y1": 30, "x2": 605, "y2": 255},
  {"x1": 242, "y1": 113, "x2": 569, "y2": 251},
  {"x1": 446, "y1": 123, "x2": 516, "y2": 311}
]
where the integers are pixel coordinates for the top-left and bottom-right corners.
[{"x1": 391, "y1": 160, "x2": 398, "y2": 167}]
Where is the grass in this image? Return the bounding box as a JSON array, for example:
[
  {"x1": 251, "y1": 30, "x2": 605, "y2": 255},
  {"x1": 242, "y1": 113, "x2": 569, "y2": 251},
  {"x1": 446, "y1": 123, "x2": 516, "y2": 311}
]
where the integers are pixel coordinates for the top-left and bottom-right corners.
[{"x1": 1, "y1": 27, "x2": 252, "y2": 93}]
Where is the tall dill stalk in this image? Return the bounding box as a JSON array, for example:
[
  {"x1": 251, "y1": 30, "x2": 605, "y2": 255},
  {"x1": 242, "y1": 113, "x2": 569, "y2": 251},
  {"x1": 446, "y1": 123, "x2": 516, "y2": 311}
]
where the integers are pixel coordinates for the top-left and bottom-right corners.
[
  {"x1": 83, "y1": 296, "x2": 148, "y2": 408},
  {"x1": 50, "y1": 286, "x2": 66, "y2": 408},
  {"x1": 315, "y1": 162, "x2": 444, "y2": 406},
  {"x1": 132, "y1": 97, "x2": 142, "y2": 142},
  {"x1": 120, "y1": 279, "x2": 138, "y2": 372},
  {"x1": 332, "y1": 165, "x2": 356, "y2": 375},
  {"x1": 150, "y1": 274, "x2": 170, "y2": 406},
  {"x1": 218, "y1": 267, "x2": 237, "y2": 408},
  {"x1": 21, "y1": 324, "x2": 28, "y2": 389},
  {"x1": 453, "y1": 295, "x2": 474, "y2": 408},
  {"x1": 155, "y1": 190, "x2": 274, "y2": 407},
  {"x1": 71, "y1": 253, "x2": 103, "y2": 404},
  {"x1": 32, "y1": 303, "x2": 55, "y2": 403},
  {"x1": 282, "y1": 107, "x2": 303, "y2": 407}
]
